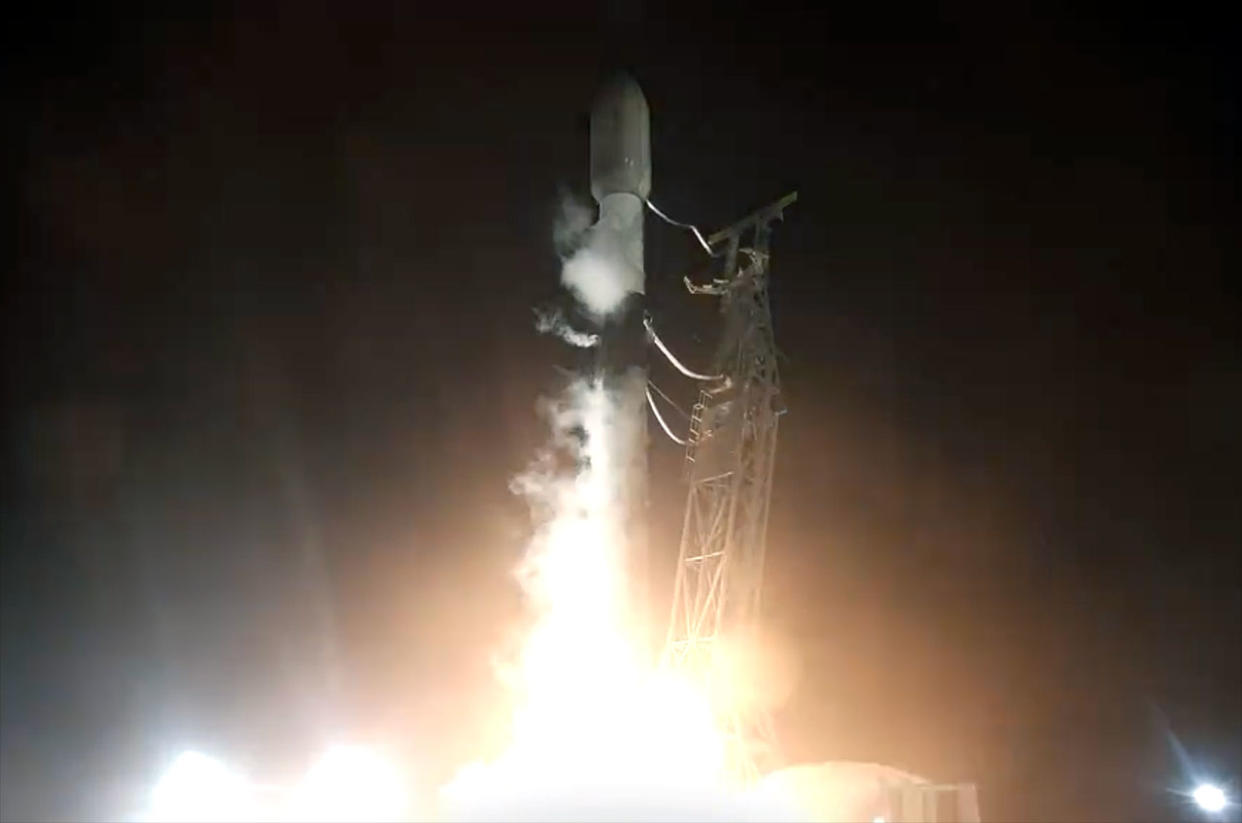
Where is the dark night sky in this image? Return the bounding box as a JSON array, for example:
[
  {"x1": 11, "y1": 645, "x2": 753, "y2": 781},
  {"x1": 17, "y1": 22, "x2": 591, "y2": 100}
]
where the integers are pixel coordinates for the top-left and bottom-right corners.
[{"x1": 5, "y1": 3, "x2": 1239, "y2": 821}]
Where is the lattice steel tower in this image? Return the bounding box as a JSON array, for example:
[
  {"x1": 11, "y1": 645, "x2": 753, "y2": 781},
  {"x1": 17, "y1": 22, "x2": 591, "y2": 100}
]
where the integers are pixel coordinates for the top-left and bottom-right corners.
[{"x1": 662, "y1": 192, "x2": 796, "y2": 783}]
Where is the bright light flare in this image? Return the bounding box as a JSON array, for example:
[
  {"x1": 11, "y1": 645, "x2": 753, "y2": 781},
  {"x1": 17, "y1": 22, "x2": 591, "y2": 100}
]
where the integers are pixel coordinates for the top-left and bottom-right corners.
[
  {"x1": 147, "y1": 751, "x2": 253, "y2": 823},
  {"x1": 1193, "y1": 783, "x2": 1229, "y2": 814},
  {"x1": 291, "y1": 745, "x2": 409, "y2": 822},
  {"x1": 439, "y1": 378, "x2": 755, "y2": 819},
  {"x1": 145, "y1": 746, "x2": 411, "y2": 823}
]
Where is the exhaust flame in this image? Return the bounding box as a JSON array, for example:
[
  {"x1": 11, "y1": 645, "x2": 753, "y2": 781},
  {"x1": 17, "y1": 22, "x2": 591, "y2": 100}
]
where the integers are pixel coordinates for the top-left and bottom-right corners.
[
  {"x1": 441, "y1": 207, "x2": 738, "y2": 814},
  {"x1": 440, "y1": 374, "x2": 733, "y2": 820},
  {"x1": 439, "y1": 196, "x2": 794, "y2": 821}
]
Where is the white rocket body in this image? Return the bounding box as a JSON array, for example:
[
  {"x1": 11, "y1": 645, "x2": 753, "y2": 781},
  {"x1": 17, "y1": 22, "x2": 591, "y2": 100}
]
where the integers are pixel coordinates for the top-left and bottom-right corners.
[{"x1": 588, "y1": 74, "x2": 651, "y2": 653}]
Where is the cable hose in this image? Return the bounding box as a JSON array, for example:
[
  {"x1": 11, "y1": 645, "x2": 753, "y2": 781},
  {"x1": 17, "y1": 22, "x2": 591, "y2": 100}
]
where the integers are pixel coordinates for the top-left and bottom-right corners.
[
  {"x1": 644, "y1": 316, "x2": 722, "y2": 382},
  {"x1": 646, "y1": 386, "x2": 688, "y2": 446},
  {"x1": 645, "y1": 200, "x2": 718, "y2": 257},
  {"x1": 647, "y1": 380, "x2": 690, "y2": 420}
]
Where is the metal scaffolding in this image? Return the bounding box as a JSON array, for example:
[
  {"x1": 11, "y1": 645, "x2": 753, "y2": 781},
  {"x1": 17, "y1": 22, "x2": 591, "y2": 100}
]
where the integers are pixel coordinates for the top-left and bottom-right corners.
[{"x1": 662, "y1": 192, "x2": 796, "y2": 783}]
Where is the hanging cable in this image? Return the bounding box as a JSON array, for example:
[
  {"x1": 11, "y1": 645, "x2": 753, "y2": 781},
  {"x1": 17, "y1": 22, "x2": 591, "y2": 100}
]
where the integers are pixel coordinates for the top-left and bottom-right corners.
[
  {"x1": 646, "y1": 386, "x2": 688, "y2": 446},
  {"x1": 647, "y1": 380, "x2": 690, "y2": 420},
  {"x1": 645, "y1": 199, "x2": 719, "y2": 257},
  {"x1": 644, "y1": 315, "x2": 722, "y2": 382}
]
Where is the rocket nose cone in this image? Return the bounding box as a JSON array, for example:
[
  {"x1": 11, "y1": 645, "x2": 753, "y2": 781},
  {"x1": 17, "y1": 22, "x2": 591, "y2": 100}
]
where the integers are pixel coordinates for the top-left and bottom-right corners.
[
  {"x1": 596, "y1": 72, "x2": 648, "y2": 111},
  {"x1": 590, "y1": 73, "x2": 651, "y2": 201}
]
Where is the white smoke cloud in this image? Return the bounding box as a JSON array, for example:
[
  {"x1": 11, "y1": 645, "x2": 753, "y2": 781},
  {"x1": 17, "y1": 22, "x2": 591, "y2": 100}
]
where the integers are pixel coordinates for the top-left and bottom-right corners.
[
  {"x1": 552, "y1": 189, "x2": 595, "y2": 259},
  {"x1": 508, "y1": 368, "x2": 645, "y2": 606},
  {"x1": 553, "y1": 190, "x2": 643, "y2": 320},
  {"x1": 561, "y1": 246, "x2": 642, "y2": 320},
  {"x1": 534, "y1": 306, "x2": 599, "y2": 348},
  {"x1": 439, "y1": 192, "x2": 660, "y2": 818},
  {"x1": 514, "y1": 190, "x2": 649, "y2": 621}
]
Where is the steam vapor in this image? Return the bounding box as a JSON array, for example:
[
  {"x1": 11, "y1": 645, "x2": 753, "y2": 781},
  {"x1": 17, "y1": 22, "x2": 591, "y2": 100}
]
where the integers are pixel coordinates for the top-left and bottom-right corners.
[
  {"x1": 438, "y1": 191, "x2": 661, "y2": 818},
  {"x1": 556, "y1": 192, "x2": 643, "y2": 320},
  {"x1": 534, "y1": 306, "x2": 599, "y2": 349}
]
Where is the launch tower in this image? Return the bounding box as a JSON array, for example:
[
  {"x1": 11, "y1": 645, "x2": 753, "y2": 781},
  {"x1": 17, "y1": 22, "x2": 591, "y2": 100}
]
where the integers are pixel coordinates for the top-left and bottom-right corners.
[{"x1": 661, "y1": 192, "x2": 797, "y2": 783}]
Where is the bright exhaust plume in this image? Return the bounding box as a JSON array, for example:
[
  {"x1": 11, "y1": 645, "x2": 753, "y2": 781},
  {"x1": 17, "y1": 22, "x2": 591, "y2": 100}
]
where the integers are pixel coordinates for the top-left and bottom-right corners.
[
  {"x1": 291, "y1": 745, "x2": 409, "y2": 822},
  {"x1": 439, "y1": 374, "x2": 735, "y2": 819}
]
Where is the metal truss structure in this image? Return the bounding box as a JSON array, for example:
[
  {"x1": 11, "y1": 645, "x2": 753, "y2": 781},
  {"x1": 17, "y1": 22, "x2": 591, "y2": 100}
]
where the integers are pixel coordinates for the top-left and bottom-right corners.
[{"x1": 662, "y1": 192, "x2": 796, "y2": 783}]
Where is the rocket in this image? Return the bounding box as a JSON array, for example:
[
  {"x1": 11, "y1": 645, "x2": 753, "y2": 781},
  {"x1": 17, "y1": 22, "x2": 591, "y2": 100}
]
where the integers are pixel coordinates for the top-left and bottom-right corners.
[
  {"x1": 588, "y1": 73, "x2": 652, "y2": 651},
  {"x1": 588, "y1": 73, "x2": 651, "y2": 375}
]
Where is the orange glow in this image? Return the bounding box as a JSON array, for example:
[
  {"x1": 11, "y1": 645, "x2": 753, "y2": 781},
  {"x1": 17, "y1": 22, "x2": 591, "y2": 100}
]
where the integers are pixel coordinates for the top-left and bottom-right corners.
[{"x1": 438, "y1": 378, "x2": 762, "y2": 819}]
